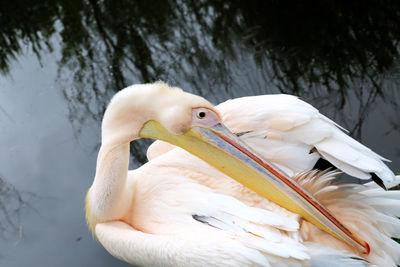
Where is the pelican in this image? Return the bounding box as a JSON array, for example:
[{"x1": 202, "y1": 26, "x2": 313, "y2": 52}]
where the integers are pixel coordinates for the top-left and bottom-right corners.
[{"x1": 86, "y1": 82, "x2": 400, "y2": 266}]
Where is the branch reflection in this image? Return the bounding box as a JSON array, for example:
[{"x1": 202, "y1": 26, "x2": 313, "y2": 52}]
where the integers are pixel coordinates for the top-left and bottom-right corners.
[
  {"x1": 0, "y1": 177, "x2": 32, "y2": 241},
  {"x1": 0, "y1": 0, "x2": 399, "y2": 164}
]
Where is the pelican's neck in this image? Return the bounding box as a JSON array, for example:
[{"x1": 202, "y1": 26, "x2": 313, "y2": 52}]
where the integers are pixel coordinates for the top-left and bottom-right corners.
[{"x1": 87, "y1": 142, "x2": 132, "y2": 227}]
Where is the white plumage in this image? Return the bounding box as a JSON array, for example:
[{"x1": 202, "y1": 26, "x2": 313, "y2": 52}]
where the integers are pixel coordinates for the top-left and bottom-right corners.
[
  {"x1": 87, "y1": 83, "x2": 400, "y2": 267},
  {"x1": 218, "y1": 95, "x2": 398, "y2": 187}
]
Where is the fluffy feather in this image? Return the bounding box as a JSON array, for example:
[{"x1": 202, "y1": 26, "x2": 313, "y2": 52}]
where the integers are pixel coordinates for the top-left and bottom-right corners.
[
  {"x1": 145, "y1": 144, "x2": 400, "y2": 266},
  {"x1": 296, "y1": 170, "x2": 400, "y2": 267}
]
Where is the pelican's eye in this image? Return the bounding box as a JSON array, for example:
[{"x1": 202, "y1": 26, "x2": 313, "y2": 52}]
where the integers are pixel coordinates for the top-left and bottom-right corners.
[
  {"x1": 197, "y1": 111, "x2": 206, "y2": 119},
  {"x1": 192, "y1": 107, "x2": 221, "y2": 127}
]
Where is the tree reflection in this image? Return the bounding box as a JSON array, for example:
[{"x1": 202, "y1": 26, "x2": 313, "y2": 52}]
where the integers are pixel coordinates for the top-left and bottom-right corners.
[
  {"x1": 0, "y1": 176, "x2": 31, "y2": 240},
  {"x1": 1, "y1": 0, "x2": 400, "y2": 163}
]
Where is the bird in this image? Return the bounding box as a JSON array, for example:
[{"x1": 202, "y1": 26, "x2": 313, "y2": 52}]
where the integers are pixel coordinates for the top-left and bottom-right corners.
[{"x1": 86, "y1": 82, "x2": 400, "y2": 266}]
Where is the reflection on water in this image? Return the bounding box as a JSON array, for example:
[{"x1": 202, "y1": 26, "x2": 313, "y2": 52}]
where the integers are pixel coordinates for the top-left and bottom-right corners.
[
  {"x1": 0, "y1": 1, "x2": 400, "y2": 266},
  {"x1": 0, "y1": 177, "x2": 30, "y2": 239},
  {"x1": 2, "y1": 1, "x2": 400, "y2": 144}
]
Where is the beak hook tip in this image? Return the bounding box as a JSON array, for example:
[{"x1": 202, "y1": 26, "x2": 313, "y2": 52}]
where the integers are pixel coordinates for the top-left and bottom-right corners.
[{"x1": 362, "y1": 241, "x2": 370, "y2": 255}]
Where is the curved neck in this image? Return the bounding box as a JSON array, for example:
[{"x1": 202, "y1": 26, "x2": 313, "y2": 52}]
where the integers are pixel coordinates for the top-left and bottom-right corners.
[{"x1": 87, "y1": 142, "x2": 131, "y2": 224}]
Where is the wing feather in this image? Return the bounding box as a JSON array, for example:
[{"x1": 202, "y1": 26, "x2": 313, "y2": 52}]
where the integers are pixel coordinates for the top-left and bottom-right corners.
[{"x1": 216, "y1": 94, "x2": 398, "y2": 188}]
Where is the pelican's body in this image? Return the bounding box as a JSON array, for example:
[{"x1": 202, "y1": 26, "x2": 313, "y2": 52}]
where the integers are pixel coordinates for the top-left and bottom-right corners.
[
  {"x1": 144, "y1": 144, "x2": 400, "y2": 266},
  {"x1": 86, "y1": 82, "x2": 400, "y2": 266}
]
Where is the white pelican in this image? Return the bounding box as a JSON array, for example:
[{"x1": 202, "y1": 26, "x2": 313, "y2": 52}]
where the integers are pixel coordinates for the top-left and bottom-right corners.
[{"x1": 86, "y1": 82, "x2": 400, "y2": 266}]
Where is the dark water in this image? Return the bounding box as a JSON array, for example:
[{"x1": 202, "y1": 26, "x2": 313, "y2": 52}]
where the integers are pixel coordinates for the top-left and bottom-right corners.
[{"x1": 0, "y1": 1, "x2": 399, "y2": 266}]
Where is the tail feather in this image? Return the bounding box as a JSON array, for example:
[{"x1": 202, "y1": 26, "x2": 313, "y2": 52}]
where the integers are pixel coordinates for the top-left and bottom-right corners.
[{"x1": 296, "y1": 170, "x2": 400, "y2": 267}]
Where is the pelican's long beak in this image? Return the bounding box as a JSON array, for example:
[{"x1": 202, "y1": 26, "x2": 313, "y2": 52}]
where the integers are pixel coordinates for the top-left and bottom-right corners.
[{"x1": 140, "y1": 120, "x2": 370, "y2": 254}]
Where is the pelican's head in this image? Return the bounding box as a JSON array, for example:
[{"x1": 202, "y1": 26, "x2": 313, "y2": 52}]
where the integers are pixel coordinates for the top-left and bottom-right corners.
[
  {"x1": 101, "y1": 82, "x2": 218, "y2": 147},
  {"x1": 100, "y1": 82, "x2": 369, "y2": 254}
]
